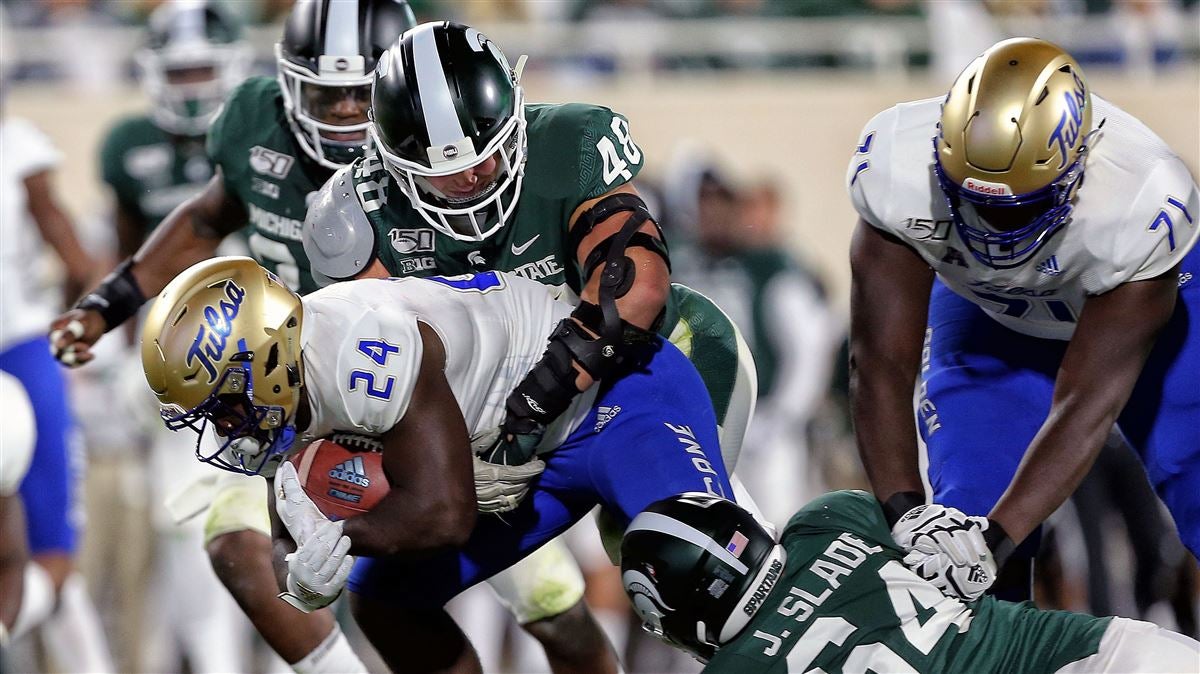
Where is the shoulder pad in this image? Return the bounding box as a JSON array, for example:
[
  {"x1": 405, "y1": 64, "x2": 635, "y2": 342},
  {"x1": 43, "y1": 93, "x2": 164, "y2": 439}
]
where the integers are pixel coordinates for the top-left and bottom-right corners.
[
  {"x1": 1121, "y1": 155, "x2": 1200, "y2": 283},
  {"x1": 303, "y1": 165, "x2": 378, "y2": 287}
]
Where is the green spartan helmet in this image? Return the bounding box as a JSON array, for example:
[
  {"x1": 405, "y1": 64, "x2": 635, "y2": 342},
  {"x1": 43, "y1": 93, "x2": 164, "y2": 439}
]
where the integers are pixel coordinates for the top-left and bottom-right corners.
[
  {"x1": 621, "y1": 493, "x2": 783, "y2": 662},
  {"x1": 136, "y1": 1, "x2": 249, "y2": 137},
  {"x1": 275, "y1": 0, "x2": 418, "y2": 169}
]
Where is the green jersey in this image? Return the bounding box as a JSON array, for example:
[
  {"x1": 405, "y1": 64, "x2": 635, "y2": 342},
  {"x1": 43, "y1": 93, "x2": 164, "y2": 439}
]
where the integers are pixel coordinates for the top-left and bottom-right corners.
[
  {"x1": 705, "y1": 491, "x2": 1110, "y2": 673},
  {"x1": 352, "y1": 103, "x2": 637, "y2": 293},
  {"x1": 345, "y1": 103, "x2": 742, "y2": 423},
  {"x1": 207, "y1": 76, "x2": 332, "y2": 294},
  {"x1": 99, "y1": 116, "x2": 212, "y2": 234}
]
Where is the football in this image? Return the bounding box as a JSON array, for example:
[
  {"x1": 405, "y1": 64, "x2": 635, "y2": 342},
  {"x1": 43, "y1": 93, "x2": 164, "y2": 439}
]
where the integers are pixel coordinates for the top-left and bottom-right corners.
[{"x1": 287, "y1": 434, "x2": 388, "y2": 520}]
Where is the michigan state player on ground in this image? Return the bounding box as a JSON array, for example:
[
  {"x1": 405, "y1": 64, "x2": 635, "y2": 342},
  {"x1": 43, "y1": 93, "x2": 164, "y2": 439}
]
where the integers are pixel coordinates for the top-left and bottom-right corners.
[
  {"x1": 621, "y1": 491, "x2": 1200, "y2": 672},
  {"x1": 139, "y1": 257, "x2": 735, "y2": 673},
  {"x1": 56, "y1": 4, "x2": 614, "y2": 672},
  {"x1": 100, "y1": 0, "x2": 249, "y2": 253},
  {"x1": 304, "y1": 22, "x2": 759, "y2": 523}
]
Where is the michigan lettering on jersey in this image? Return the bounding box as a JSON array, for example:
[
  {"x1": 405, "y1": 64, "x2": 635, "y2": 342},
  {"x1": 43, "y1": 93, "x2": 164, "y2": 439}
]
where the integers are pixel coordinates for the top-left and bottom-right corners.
[{"x1": 248, "y1": 203, "x2": 304, "y2": 241}]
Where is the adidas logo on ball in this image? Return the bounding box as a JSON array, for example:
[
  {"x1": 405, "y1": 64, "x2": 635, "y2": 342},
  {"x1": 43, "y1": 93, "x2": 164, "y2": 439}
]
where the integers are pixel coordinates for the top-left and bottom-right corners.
[{"x1": 329, "y1": 456, "x2": 371, "y2": 488}]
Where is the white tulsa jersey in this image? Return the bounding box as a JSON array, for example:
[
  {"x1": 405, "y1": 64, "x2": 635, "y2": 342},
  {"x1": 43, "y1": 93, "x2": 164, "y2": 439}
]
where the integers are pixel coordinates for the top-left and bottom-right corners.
[
  {"x1": 847, "y1": 96, "x2": 1199, "y2": 340},
  {"x1": 0, "y1": 118, "x2": 62, "y2": 349},
  {"x1": 296, "y1": 272, "x2": 596, "y2": 452}
]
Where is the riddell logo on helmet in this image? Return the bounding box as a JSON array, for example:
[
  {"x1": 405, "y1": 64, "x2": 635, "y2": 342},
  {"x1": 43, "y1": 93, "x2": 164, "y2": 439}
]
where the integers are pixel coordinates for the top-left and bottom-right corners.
[
  {"x1": 442, "y1": 145, "x2": 459, "y2": 160},
  {"x1": 962, "y1": 178, "x2": 1012, "y2": 197}
]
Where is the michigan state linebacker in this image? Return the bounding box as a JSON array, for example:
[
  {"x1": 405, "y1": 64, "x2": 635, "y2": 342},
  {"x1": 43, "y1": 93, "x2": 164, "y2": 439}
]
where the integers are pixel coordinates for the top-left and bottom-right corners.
[
  {"x1": 621, "y1": 491, "x2": 1200, "y2": 672},
  {"x1": 51, "y1": 3, "x2": 616, "y2": 673},
  {"x1": 304, "y1": 22, "x2": 759, "y2": 532}
]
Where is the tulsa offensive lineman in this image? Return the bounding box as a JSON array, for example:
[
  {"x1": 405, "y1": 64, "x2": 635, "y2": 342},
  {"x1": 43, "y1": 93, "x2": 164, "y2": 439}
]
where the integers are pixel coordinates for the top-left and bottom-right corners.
[
  {"x1": 51, "y1": 2, "x2": 612, "y2": 670},
  {"x1": 140, "y1": 257, "x2": 735, "y2": 673},
  {"x1": 847, "y1": 38, "x2": 1199, "y2": 600}
]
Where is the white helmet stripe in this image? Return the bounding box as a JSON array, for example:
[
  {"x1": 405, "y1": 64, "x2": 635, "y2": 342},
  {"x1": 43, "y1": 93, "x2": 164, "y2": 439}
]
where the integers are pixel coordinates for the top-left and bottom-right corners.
[
  {"x1": 323, "y1": 0, "x2": 360, "y2": 57},
  {"x1": 173, "y1": 1, "x2": 206, "y2": 44},
  {"x1": 626, "y1": 512, "x2": 750, "y2": 575},
  {"x1": 410, "y1": 23, "x2": 467, "y2": 148}
]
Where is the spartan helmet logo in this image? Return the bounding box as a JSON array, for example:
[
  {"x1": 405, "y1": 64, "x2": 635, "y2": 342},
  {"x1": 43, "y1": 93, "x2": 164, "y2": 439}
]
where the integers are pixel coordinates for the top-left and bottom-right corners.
[{"x1": 623, "y1": 567, "x2": 674, "y2": 635}]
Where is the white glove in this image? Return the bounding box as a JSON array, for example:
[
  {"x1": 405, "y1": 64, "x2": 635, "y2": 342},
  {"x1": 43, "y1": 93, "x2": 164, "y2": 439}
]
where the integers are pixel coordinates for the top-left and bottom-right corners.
[
  {"x1": 473, "y1": 454, "x2": 545, "y2": 514},
  {"x1": 891, "y1": 504, "x2": 988, "y2": 567},
  {"x1": 275, "y1": 461, "x2": 329, "y2": 545},
  {"x1": 278, "y1": 519, "x2": 354, "y2": 613},
  {"x1": 892, "y1": 505, "x2": 995, "y2": 601},
  {"x1": 904, "y1": 545, "x2": 997, "y2": 601}
]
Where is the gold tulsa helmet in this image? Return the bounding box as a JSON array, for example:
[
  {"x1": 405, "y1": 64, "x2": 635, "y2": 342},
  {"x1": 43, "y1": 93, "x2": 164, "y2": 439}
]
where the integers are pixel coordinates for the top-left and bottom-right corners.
[
  {"x1": 934, "y1": 37, "x2": 1094, "y2": 269},
  {"x1": 142, "y1": 256, "x2": 304, "y2": 476}
]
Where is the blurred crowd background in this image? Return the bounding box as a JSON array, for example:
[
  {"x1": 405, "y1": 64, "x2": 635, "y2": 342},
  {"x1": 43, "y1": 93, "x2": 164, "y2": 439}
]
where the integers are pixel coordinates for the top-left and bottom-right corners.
[{"x1": 1, "y1": 0, "x2": 1197, "y2": 672}]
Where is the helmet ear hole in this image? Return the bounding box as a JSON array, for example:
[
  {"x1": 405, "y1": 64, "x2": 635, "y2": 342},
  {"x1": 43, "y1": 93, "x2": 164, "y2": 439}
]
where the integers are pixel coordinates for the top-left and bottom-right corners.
[{"x1": 265, "y1": 344, "x2": 281, "y2": 376}]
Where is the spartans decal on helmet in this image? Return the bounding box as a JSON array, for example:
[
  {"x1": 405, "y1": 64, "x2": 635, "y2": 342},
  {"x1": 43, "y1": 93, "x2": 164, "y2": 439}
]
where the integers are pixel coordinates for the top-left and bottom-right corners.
[
  {"x1": 135, "y1": 0, "x2": 251, "y2": 136},
  {"x1": 276, "y1": 0, "x2": 417, "y2": 169},
  {"x1": 620, "y1": 493, "x2": 786, "y2": 662},
  {"x1": 370, "y1": 21, "x2": 529, "y2": 241},
  {"x1": 934, "y1": 37, "x2": 1095, "y2": 269},
  {"x1": 141, "y1": 257, "x2": 304, "y2": 476}
]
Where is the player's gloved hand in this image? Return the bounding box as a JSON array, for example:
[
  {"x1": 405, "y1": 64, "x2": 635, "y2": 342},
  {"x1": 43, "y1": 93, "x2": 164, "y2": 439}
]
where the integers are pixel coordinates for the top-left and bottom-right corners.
[
  {"x1": 902, "y1": 515, "x2": 1003, "y2": 602},
  {"x1": 472, "y1": 454, "x2": 546, "y2": 514},
  {"x1": 479, "y1": 415, "x2": 545, "y2": 466},
  {"x1": 278, "y1": 519, "x2": 354, "y2": 613},
  {"x1": 891, "y1": 504, "x2": 987, "y2": 568},
  {"x1": 48, "y1": 309, "x2": 105, "y2": 368},
  {"x1": 275, "y1": 461, "x2": 330, "y2": 545}
]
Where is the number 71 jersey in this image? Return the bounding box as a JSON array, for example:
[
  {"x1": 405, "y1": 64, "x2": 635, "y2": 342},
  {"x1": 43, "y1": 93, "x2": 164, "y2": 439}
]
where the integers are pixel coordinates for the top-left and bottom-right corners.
[{"x1": 847, "y1": 96, "x2": 1199, "y2": 340}]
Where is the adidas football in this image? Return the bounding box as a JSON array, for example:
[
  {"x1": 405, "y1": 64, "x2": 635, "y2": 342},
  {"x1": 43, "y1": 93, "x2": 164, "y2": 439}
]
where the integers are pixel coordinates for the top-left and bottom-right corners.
[{"x1": 287, "y1": 435, "x2": 388, "y2": 520}]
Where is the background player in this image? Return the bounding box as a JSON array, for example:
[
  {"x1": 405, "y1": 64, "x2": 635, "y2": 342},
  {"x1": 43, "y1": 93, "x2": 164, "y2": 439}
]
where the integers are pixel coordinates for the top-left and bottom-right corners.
[
  {"x1": 621, "y1": 491, "x2": 1200, "y2": 672},
  {"x1": 103, "y1": 0, "x2": 249, "y2": 269},
  {"x1": 0, "y1": 27, "x2": 113, "y2": 667},
  {"x1": 846, "y1": 37, "x2": 1199, "y2": 600},
  {"x1": 140, "y1": 257, "x2": 735, "y2": 673}
]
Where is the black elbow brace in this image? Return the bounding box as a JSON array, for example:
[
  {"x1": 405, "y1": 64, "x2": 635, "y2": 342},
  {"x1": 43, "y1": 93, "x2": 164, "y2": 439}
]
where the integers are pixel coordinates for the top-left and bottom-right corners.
[
  {"x1": 505, "y1": 194, "x2": 668, "y2": 429},
  {"x1": 504, "y1": 302, "x2": 658, "y2": 429},
  {"x1": 74, "y1": 258, "x2": 147, "y2": 332}
]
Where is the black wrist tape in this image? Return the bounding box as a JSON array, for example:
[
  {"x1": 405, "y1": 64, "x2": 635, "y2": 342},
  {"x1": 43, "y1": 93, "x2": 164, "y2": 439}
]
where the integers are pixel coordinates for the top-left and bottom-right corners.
[
  {"x1": 880, "y1": 491, "x2": 927, "y2": 529},
  {"x1": 983, "y1": 519, "x2": 1016, "y2": 568},
  {"x1": 74, "y1": 259, "x2": 147, "y2": 332}
]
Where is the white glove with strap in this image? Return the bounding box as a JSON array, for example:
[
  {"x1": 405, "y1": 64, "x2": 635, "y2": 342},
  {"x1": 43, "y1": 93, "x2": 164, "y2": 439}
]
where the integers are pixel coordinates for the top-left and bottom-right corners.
[
  {"x1": 473, "y1": 454, "x2": 545, "y2": 514},
  {"x1": 892, "y1": 504, "x2": 996, "y2": 601},
  {"x1": 274, "y1": 461, "x2": 355, "y2": 612},
  {"x1": 279, "y1": 519, "x2": 354, "y2": 613}
]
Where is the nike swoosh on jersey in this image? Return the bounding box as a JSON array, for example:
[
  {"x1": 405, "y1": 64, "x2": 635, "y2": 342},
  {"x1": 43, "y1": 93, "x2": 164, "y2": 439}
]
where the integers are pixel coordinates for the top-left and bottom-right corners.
[{"x1": 511, "y1": 234, "x2": 541, "y2": 256}]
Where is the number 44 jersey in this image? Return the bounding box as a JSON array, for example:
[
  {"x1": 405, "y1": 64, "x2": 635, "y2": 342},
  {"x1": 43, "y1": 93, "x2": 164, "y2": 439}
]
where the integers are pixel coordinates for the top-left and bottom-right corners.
[
  {"x1": 295, "y1": 271, "x2": 594, "y2": 453},
  {"x1": 704, "y1": 490, "x2": 1111, "y2": 674}
]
